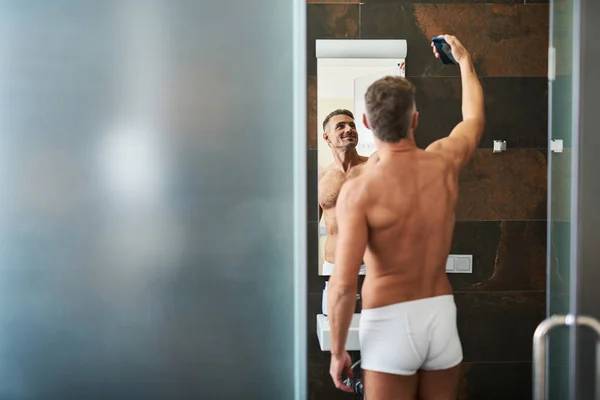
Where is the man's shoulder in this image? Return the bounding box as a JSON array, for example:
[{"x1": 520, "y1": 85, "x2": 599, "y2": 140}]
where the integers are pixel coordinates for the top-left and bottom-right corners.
[
  {"x1": 420, "y1": 149, "x2": 456, "y2": 171},
  {"x1": 362, "y1": 152, "x2": 379, "y2": 166},
  {"x1": 318, "y1": 163, "x2": 335, "y2": 179},
  {"x1": 416, "y1": 151, "x2": 459, "y2": 192}
]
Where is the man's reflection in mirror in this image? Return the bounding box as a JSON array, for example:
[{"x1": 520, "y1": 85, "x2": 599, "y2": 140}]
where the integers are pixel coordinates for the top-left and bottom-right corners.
[{"x1": 318, "y1": 109, "x2": 378, "y2": 275}]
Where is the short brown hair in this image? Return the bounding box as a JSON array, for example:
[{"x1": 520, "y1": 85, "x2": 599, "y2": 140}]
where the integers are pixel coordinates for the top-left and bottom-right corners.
[
  {"x1": 322, "y1": 109, "x2": 354, "y2": 131},
  {"x1": 364, "y1": 76, "x2": 416, "y2": 143}
]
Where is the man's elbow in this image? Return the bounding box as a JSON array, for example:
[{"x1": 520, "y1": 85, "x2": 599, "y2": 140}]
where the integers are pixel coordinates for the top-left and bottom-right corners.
[{"x1": 329, "y1": 277, "x2": 356, "y2": 296}]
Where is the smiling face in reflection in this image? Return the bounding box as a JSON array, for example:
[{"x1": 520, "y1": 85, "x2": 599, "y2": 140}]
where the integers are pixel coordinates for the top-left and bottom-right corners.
[{"x1": 323, "y1": 113, "x2": 358, "y2": 150}]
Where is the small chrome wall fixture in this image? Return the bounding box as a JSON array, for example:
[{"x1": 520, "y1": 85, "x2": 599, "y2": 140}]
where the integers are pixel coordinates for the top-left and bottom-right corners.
[
  {"x1": 551, "y1": 139, "x2": 563, "y2": 153},
  {"x1": 493, "y1": 140, "x2": 507, "y2": 153}
]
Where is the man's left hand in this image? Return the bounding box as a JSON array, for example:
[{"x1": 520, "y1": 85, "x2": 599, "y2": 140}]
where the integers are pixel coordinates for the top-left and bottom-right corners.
[{"x1": 329, "y1": 352, "x2": 354, "y2": 393}]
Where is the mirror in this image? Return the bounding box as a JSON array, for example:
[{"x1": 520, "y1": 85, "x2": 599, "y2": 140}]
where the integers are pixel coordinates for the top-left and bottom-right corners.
[{"x1": 316, "y1": 39, "x2": 407, "y2": 276}]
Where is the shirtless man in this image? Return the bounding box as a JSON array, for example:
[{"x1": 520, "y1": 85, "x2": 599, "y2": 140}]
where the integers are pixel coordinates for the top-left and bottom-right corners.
[
  {"x1": 328, "y1": 35, "x2": 484, "y2": 399},
  {"x1": 318, "y1": 109, "x2": 377, "y2": 275}
]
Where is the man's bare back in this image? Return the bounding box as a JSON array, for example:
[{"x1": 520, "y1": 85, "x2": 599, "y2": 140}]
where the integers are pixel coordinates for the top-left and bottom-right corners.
[{"x1": 344, "y1": 148, "x2": 457, "y2": 309}]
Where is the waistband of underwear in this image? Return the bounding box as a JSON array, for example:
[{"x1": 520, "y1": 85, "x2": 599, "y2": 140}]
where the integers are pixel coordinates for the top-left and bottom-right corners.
[{"x1": 360, "y1": 295, "x2": 455, "y2": 321}]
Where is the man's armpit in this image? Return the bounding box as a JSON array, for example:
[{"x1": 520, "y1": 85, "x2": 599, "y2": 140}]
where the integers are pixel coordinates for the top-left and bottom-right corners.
[{"x1": 426, "y1": 137, "x2": 470, "y2": 170}]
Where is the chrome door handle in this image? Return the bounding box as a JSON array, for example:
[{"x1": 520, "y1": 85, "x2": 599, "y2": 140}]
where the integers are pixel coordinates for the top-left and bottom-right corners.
[
  {"x1": 533, "y1": 315, "x2": 568, "y2": 400},
  {"x1": 533, "y1": 314, "x2": 600, "y2": 400}
]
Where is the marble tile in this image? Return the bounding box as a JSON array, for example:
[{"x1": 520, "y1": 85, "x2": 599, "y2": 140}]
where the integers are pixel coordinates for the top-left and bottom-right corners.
[
  {"x1": 479, "y1": 77, "x2": 547, "y2": 149},
  {"x1": 459, "y1": 362, "x2": 533, "y2": 400},
  {"x1": 307, "y1": 4, "x2": 360, "y2": 76},
  {"x1": 449, "y1": 222, "x2": 501, "y2": 291},
  {"x1": 449, "y1": 221, "x2": 546, "y2": 292},
  {"x1": 455, "y1": 291, "x2": 545, "y2": 362},
  {"x1": 411, "y1": 4, "x2": 548, "y2": 77},
  {"x1": 411, "y1": 77, "x2": 548, "y2": 149},
  {"x1": 307, "y1": 77, "x2": 318, "y2": 150},
  {"x1": 456, "y1": 149, "x2": 547, "y2": 221},
  {"x1": 307, "y1": 150, "x2": 319, "y2": 223},
  {"x1": 361, "y1": 3, "x2": 549, "y2": 77}
]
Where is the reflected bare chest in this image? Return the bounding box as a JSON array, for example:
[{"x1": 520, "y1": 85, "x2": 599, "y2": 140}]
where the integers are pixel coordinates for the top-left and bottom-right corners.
[{"x1": 318, "y1": 167, "x2": 364, "y2": 210}]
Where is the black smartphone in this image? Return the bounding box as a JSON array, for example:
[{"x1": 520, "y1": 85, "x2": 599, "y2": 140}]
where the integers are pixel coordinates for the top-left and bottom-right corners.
[{"x1": 432, "y1": 37, "x2": 458, "y2": 65}]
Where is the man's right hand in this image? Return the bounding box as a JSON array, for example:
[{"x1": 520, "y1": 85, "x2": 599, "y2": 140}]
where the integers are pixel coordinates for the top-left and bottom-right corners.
[
  {"x1": 330, "y1": 352, "x2": 354, "y2": 393},
  {"x1": 431, "y1": 34, "x2": 470, "y2": 65}
]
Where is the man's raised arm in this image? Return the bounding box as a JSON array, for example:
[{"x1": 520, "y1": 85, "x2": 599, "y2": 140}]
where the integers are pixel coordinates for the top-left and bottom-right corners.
[{"x1": 426, "y1": 35, "x2": 485, "y2": 170}]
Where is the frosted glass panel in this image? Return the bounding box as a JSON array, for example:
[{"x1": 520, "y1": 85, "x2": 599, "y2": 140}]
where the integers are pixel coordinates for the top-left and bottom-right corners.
[
  {"x1": 547, "y1": 0, "x2": 574, "y2": 398},
  {"x1": 0, "y1": 1, "x2": 305, "y2": 399}
]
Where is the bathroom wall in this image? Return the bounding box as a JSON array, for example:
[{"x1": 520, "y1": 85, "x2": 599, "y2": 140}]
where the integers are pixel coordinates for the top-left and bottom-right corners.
[{"x1": 306, "y1": 1, "x2": 549, "y2": 399}]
